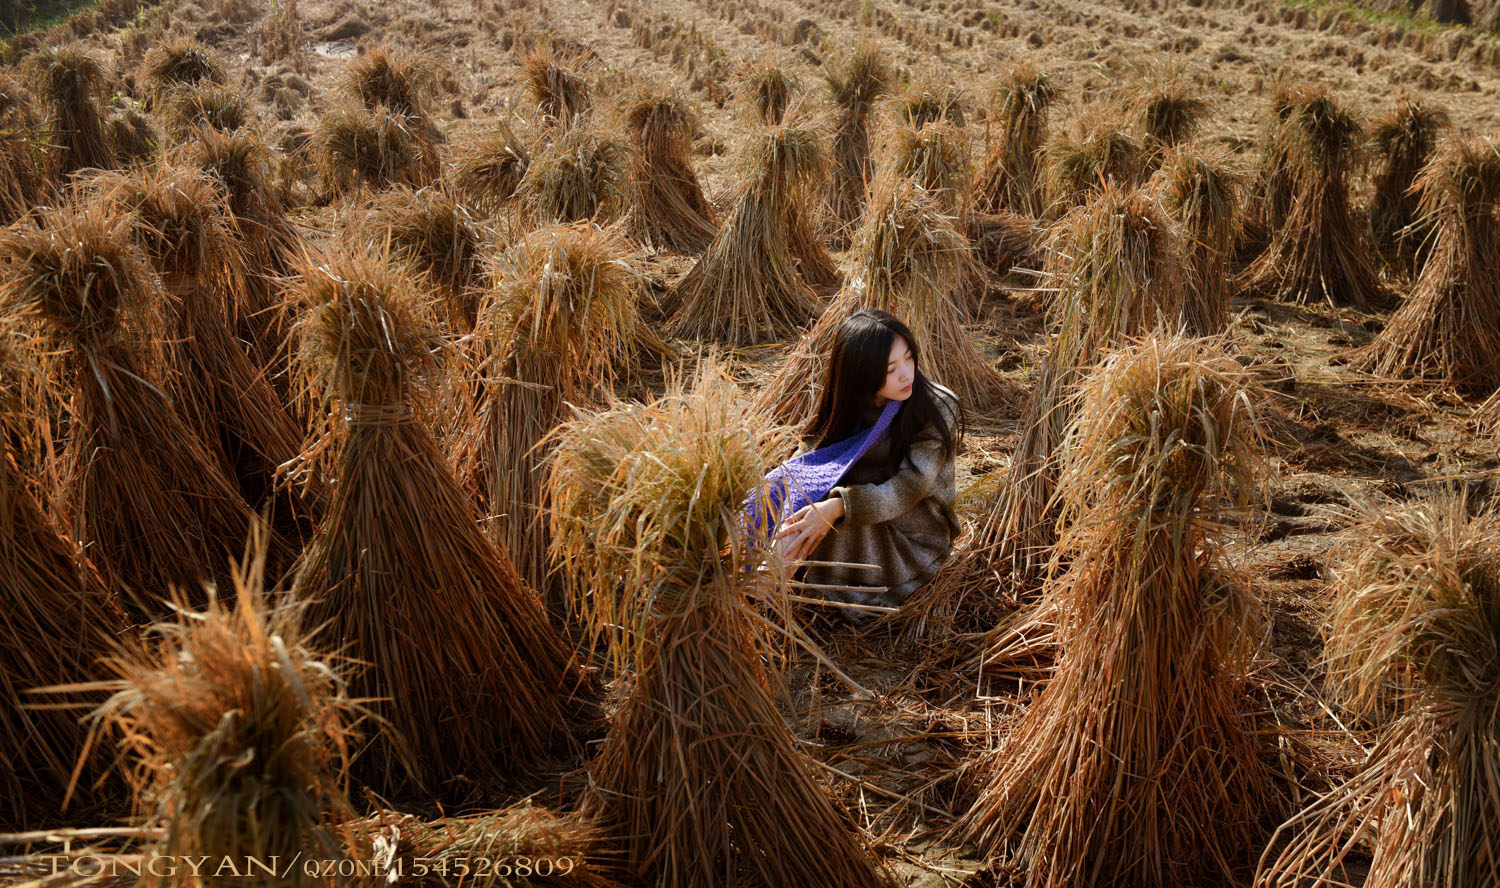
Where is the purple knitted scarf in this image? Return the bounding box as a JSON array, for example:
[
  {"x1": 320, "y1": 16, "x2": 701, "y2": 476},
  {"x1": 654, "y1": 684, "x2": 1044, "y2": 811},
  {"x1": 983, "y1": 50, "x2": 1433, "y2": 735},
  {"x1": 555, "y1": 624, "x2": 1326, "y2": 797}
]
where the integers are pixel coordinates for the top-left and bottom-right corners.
[{"x1": 743, "y1": 398, "x2": 902, "y2": 542}]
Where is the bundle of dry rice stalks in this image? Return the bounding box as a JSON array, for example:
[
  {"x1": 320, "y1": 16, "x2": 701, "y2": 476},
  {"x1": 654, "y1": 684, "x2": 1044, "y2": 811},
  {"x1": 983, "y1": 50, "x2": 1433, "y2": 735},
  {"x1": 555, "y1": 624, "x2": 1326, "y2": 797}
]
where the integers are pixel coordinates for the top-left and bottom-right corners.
[
  {"x1": 0, "y1": 329, "x2": 125, "y2": 831},
  {"x1": 1160, "y1": 145, "x2": 1243, "y2": 336},
  {"x1": 891, "y1": 77, "x2": 967, "y2": 129},
  {"x1": 0, "y1": 201, "x2": 274, "y2": 617},
  {"x1": 516, "y1": 126, "x2": 627, "y2": 224},
  {"x1": 523, "y1": 46, "x2": 590, "y2": 129},
  {"x1": 450, "y1": 118, "x2": 530, "y2": 218},
  {"x1": 343, "y1": 45, "x2": 433, "y2": 122},
  {"x1": 547, "y1": 363, "x2": 893, "y2": 888},
  {"x1": 1045, "y1": 116, "x2": 1150, "y2": 213},
  {"x1": 624, "y1": 91, "x2": 718, "y2": 253},
  {"x1": 975, "y1": 62, "x2": 1058, "y2": 217},
  {"x1": 740, "y1": 55, "x2": 799, "y2": 125},
  {"x1": 823, "y1": 41, "x2": 893, "y2": 242},
  {"x1": 288, "y1": 251, "x2": 587, "y2": 800},
  {"x1": 0, "y1": 84, "x2": 45, "y2": 225},
  {"x1": 880, "y1": 121, "x2": 972, "y2": 216},
  {"x1": 1369, "y1": 99, "x2": 1451, "y2": 276},
  {"x1": 1129, "y1": 66, "x2": 1209, "y2": 161},
  {"x1": 960, "y1": 186, "x2": 1183, "y2": 588},
  {"x1": 958, "y1": 334, "x2": 1273, "y2": 888},
  {"x1": 316, "y1": 103, "x2": 441, "y2": 195},
  {"x1": 1237, "y1": 78, "x2": 1303, "y2": 262},
  {"x1": 355, "y1": 185, "x2": 485, "y2": 330},
  {"x1": 452, "y1": 223, "x2": 649, "y2": 613},
  {"x1": 348, "y1": 804, "x2": 627, "y2": 888},
  {"x1": 778, "y1": 110, "x2": 842, "y2": 295},
  {"x1": 95, "y1": 163, "x2": 306, "y2": 525},
  {"x1": 186, "y1": 128, "x2": 303, "y2": 399},
  {"x1": 1239, "y1": 84, "x2": 1389, "y2": 309},
  {"x1": 159, "y1": 83, "x2": 252, "y2": 139},
  {"x1": 669, "y1": 123, "x2": 825, "y2": 345},
  {"x1": 141, "y1": 36, "x2": 223, "y2": 102},
  {"x1": 28, "y1": 45, "x2": 115, "y2": 180},
  {"x1": 1256, "y1": 492, "x2": 1500, "y2": 888},
  {"x1": 1365, "y1": 137, "x2": 1500, "y2": 393},
  {"x1": 83, "y1": 535, "x2": 361, "y2": 888},
  {"x1": 757, "y1": 178, "x2": 996, "y2": 428}
]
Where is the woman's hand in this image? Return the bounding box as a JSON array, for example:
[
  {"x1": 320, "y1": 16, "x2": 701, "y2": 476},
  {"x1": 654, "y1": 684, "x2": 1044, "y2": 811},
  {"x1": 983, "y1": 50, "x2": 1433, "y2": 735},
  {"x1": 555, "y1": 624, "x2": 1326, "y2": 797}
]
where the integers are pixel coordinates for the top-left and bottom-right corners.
[{"x1": 774, "y1": 496, "x2": 845, "y2": 562}]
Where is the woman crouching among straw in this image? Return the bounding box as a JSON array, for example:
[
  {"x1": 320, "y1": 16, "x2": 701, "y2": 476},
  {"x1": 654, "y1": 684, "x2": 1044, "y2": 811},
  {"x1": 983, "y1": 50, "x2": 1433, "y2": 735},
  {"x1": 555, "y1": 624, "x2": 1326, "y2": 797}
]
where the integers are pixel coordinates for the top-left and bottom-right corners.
[{"x1": 747, "y1": 308, "x2": 964, "y2": 617}]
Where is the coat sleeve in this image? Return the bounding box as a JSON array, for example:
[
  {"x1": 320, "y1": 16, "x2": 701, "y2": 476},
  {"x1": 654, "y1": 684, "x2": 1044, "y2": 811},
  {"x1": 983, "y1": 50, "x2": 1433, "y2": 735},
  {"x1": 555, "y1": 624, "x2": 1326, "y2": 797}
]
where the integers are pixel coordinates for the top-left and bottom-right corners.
[{"x1": 829, "y1": 432, "x2": 949, "y2": 527}]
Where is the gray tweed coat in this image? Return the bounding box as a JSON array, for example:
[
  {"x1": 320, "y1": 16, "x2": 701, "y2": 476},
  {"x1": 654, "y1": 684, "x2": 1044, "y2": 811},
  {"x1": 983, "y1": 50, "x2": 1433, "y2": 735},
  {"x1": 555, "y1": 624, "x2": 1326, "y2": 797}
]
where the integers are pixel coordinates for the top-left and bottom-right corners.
[{"x1": 799, "y1": 382, "x2": 960, "y2": 609}]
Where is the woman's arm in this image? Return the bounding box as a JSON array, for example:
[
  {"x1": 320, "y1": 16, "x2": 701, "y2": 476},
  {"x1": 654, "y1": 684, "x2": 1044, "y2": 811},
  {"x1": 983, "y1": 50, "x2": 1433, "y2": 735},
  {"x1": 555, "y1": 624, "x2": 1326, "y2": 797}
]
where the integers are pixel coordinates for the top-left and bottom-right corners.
[{"x1": 829, "y1": 432, "x2": 948, "y2": 527}]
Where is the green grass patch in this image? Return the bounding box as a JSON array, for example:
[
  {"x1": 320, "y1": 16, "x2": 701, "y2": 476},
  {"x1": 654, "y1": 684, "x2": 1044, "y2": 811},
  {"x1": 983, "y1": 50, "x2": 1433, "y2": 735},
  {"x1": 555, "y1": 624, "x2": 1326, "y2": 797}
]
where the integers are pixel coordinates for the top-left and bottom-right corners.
[
  {"x1": 2, "y1": 0, "x2": 99, "y2": 37},
  {"x1": 1279, "y1": 0, "x2": 1498, "y2": 40}
]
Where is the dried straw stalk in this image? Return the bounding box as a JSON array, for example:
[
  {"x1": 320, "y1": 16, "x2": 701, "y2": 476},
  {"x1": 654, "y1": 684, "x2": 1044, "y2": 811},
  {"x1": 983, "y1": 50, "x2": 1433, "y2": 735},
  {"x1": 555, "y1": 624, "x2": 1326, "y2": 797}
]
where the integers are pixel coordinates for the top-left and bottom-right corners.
[
  {"x1": 823, "y1": 41, "x2": 892, "y2": 243},
  {"x1": 1160, "y1": 146, "x2": 1242, "y2": 336},
  {"x1": 1369, "y1": 98, "x2": 1449, "y2": 275},
  {"x1": 624, "y1": 92, "x2": 718, "y2": 253},
  {"x1": 958, "y1": 335, "x2": 1273, "y2": 888},
  {"x1": 976, "y1": 63, "x2": 1058, "y2": 217}
]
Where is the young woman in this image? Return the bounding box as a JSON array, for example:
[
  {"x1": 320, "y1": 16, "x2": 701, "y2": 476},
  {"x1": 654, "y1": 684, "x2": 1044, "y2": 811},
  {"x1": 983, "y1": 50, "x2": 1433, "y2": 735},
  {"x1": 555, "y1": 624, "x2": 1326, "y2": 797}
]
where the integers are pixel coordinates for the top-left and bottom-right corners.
[{"x1": 772, "y1": 308, "x2": 964, "y2": 613}]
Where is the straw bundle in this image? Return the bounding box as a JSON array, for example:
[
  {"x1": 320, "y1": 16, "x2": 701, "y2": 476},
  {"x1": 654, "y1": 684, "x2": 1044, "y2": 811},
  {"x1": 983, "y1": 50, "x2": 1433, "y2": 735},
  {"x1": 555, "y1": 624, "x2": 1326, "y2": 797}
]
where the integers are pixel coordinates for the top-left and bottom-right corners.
[
  {"x1": 669, "y1": 123, "x2": 825, "y2": 345},
  {"x1": 1369, "y1": 99, "x2": 1450, "y2": 275},
  {"x1": 1239, "y1": 85, "x2": 1388, "y2": 309},
  {"x1": 315, "y1": 102, "x2": 441, "y2": 195},
  {"x1": 141, "y1": 36, "x2": 223, "y2": 99},
  {"x1": 516, "y1": 126, "x2": 627, "y2": 224},
  {"x1": 975, "y1": 62, "x2": 1058, "y2": 217},
  {"x1": 741, "y1": 56, "x2": 798, "y2": 124},
  {"x1": 881, "y1": 121, "x2": 972, "y2": 215},
  {"x1": 1160, "y1": 146, "x2": 1242, "y2": 336},
  {"x1": 96, "y1": 163, "x2": 306, "y2": 523},
  {"x1": 965, "y1": 186, "x2": 1183, "y2": 585},
  {"x1": 958, "y1": 334, "x2": 1273, "y2": 888},
  {"x1": 523, "y1": 47, "x2": 590, "y2": 128},
  {"x1": 351, "y1": 805, "x2": 629, "y2": 888},
  {"x1": 452, "y1": 223, "x2": 644, "y2": 611},
  {"x1": 0, "y1": 330, "x2": 125, "y2": 831},
  {"x1": 357, "y1": 185, "x2": 485, "y2": 330},
  {"x1": 892, "y1": 77, "x2": 966, "y2": 129},
  {"x1": 1045, "y1": 117, "x2": 1149, "y2": 212},
  {"x1": 0, "y1": 201, "x2": 272, "y2": 615},
  {"x1": 343, "y1": 45, "x2": 433, "y2": 121},
  {"x1": 160, "y1": 83, "x2": 252, "y2": 138},
  {"x1": 823, "y1": 41, "x2": 892, "y2": 240},
  {"x1": 965, "y1": 209, "x2": 1043, "y2": 279},
  {"x1": 756, "y1": 179, "x2": 995, "y2": 428},
  {"x1": 28, "y1": 45, "x2": 114, "y2": 179},
  {"x1": 0, "y1": 114, "x2": 44, "y2": 225},
  {"x1": 85, "y1": 537, "x2": 361, "y2": 888},
  {"x1": 547, "y1": 365, "x2": 893, "y2": 888},
  {"x1": 288, "y1": 251, "x2": 585, "y2": 799},
  {"x1": 624, "y1": 91, "x2": 719, "y2": 253},
  {"x1": 779, "y1": 118, "x2": 842, "y2": 296},
  {"x1": 1366, "y1": 138, "x2": 1500, "y2": 393},
  {"x1": 1130, "y1": 69, "x2": 1209, "y2": 158},
  {"x1": 1238, "y1": 79, "x2": 1303, "y2": 260},
  {"x1": 1256, "y1": 492, "x2": 1500, "y2": 888},
  {"x1": 450, "y1": 119, "x2": 530, "y2": 217}
]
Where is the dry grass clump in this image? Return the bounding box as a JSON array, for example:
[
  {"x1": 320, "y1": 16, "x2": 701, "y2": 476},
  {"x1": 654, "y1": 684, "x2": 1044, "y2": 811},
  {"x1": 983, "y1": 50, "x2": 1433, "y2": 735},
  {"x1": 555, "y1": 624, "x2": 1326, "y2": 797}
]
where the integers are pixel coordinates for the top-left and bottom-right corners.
[
  {"x1": 1129, "y1": 66, "x2": 1210, "y2": 157},
  {"x1": 523, "y1": 46, "x2": 590, "y2": 128},
  {"x1": 453, "y1": 223, "x2": 645, "y2": 607},
  {"x1": 85, "y1": 539, "x2": 361, "y2": 888},
  {"x1": 1369, "y1": 98, "x2": 1450, "y2": 274},
  {"x1": 28, "y1": 44, "x2": 114, "y2": 179},
  {"x1": 160, "y1": 82, "x2": 252, "y2": 138},
  {"x1": 95, "y1": 163, "x2": 305, "y2": 522},
  {"x1": 823, "y1": 40, "x2": 893, "y2": 239},
  {"x1": 106, "y1": 105, "x2": 157, "y2": 166},
  {"x1": 741, "y1": 55, "x2": 799, "y2": 124},
  {"x1": 451, "y1": 119, "x2": 530, "y2": 217},
  {"x1": 669, "y1": 123, "x2": 825, "y2": 345},
  {"x1": 881, "y1": 121, "x2": 972, "y2": 215},
  {"x1": 967, "y1": 186, "x2": 1183, "y2": 584},
  {"x1": 1160, "y1": 145, "x2": 1242, "y2": 336},
  {"x1": 0, "y1": 329, "x2": 124, "y2": 831},
  {"x1": 958, "y1": 334, "x2": 1273, "y2": 888},
  {"x1": 356, "y1": 185, "x2": 485, "y2": 329},
  {"x1": 516, "y1": 126, "x2": 628, "y2": 224},
  {"x1": 757, "y1": 179, "x2": 995, "y2": 427},
  {"x1": 548, "y1": 364, "x2": 893, "y2": 888},
  {"x1": 624, "y1": 91, "x2": 718, "y2": 252},
  {"x1": 1239, "y1": 78, "x2": 1303, "y2": 258},
  {"x1": 1366, "y1": 137, "x2": 1500, "y2": 393},
  {"x1": 288, "y1": 250, "x2": 585, "y2": 799},
  {"x1": 1239, "y1": 84, "x2": 1388, "y2": 309},
  {"x1": 0, "y1": 115, "x2": 45, "y2": 225},
  {"x1": 315, "y1": 103, "x2": 441, "y2": 195},
  {"x1": 0, "y1": 201, "x2": 271, "y2": 615},
  {"x1": 1045, "y1": 116, "x2": 1149, "y2": 212},
  {"x1": 343, "y1": 45, "x2": 433, "y2": 121},
  {"x1": 966, "y1": 209, "x2": 1044, "y2": 279},
  {"x1": 891, "y1": 76, "x2": 966, "y2": 128},
  {"x1": 351, "y1": 805, "x2": 629, "y2": 888},
  {"x1": 1256, "y1": 492, "x2": 1500, "y2": 888},
  {"x1": 141, "y1": 35, "x2": 222, "y2": 100},
  {"x1": 976, "y1": 62, "x2": 1058, "y2": 217}
]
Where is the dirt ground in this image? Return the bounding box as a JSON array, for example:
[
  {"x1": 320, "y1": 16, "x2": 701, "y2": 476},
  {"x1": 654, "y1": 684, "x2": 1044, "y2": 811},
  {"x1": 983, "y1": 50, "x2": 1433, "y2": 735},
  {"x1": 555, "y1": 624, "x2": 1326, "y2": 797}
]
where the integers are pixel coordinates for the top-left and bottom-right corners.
[{"x1": 10, "y1": 0, "x2": 1500, "y2": 881}]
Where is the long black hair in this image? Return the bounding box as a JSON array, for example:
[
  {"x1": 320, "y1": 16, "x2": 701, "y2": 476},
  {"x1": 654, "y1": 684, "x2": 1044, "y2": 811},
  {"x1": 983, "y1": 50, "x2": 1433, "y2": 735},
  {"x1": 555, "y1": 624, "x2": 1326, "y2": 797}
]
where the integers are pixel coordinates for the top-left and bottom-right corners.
[{"x1": 802, "y1": 308, "x2": 964, "y2": 470}]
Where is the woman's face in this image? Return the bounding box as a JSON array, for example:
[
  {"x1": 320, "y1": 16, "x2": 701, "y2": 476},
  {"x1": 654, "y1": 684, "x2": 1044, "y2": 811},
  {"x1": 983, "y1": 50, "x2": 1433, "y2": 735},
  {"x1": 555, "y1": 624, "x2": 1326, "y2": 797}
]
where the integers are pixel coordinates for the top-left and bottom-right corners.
[{"x1": 874, "y1": 335, "x2": 916, "y2": 405}]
